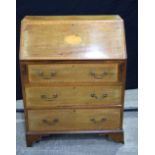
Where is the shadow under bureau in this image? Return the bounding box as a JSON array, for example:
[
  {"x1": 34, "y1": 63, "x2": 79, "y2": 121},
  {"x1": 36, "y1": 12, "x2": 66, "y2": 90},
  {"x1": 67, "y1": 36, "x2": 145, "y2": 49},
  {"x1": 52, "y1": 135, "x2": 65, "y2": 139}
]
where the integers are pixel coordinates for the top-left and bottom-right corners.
[{"x1": 19, "y1": 15, "x2": 127, "y2": 146}]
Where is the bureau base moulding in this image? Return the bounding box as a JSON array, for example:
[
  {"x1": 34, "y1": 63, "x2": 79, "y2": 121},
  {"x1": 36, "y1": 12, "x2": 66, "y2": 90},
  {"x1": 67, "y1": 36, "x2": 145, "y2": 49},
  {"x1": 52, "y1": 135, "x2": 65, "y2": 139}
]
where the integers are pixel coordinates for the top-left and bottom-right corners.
[{"x1": 26, "y1": 130, "x2": 124, "y2": 147}]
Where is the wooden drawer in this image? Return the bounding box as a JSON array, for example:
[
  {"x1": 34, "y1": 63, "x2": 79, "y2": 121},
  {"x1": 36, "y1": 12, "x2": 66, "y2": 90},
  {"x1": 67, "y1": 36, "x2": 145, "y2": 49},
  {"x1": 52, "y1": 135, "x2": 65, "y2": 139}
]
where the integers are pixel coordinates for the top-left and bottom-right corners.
[
  {"x1": 28, "y1": 108, "x2": 121, "y2": 132},
  {"x1": 28, "y1": 63, "x2": 119, "y2": 83},
  {"x1": 25, "y1": 85, "x2": 122, "y2": 108}
]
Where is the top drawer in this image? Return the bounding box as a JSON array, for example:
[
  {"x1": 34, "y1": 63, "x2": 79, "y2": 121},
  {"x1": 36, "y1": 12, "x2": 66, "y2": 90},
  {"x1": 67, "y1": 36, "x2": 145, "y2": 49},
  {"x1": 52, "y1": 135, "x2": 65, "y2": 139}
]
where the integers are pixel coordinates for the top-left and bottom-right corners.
[{"x1": 28, "y1": 63, "x2": 120, "y2": 83}]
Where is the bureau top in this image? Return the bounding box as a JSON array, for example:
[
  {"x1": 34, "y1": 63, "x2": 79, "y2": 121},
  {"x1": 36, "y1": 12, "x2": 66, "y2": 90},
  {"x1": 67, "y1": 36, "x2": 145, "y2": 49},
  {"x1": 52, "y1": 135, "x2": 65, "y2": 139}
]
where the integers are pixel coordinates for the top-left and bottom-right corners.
[{"x1": 20, "y1": 15, "x2": 127, "y2": 60}]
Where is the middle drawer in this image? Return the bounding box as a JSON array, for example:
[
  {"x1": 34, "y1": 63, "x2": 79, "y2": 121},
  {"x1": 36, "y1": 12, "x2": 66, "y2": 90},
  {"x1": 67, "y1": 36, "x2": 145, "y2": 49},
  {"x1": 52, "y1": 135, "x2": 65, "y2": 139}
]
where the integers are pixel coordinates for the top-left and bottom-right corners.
[{"x1": 25, "y1": 85, "x2": 122, "y2": 108}]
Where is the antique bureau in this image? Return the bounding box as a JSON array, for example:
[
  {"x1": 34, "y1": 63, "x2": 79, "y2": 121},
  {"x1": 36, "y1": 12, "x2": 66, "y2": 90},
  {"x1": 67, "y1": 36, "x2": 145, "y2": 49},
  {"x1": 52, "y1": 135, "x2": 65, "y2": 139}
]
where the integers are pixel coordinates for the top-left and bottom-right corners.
[{"x1": 20, "y1": 15, "x2": 127, "y2": 146}]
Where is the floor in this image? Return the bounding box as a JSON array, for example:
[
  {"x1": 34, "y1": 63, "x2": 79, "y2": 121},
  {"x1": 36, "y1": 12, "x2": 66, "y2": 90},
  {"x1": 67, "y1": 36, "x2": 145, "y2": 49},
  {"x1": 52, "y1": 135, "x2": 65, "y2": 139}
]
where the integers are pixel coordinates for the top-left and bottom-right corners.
[{"x1": 16, "y1": 89, "x2": 138, "y2": 155}]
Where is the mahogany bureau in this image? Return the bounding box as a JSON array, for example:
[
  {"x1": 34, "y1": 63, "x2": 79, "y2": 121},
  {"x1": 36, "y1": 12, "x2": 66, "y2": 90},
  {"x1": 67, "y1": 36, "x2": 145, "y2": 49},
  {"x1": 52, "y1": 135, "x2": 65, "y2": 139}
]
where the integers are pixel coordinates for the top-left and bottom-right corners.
[{"x1": 19, "y1": 15, "x2": 127, "y2": 146}]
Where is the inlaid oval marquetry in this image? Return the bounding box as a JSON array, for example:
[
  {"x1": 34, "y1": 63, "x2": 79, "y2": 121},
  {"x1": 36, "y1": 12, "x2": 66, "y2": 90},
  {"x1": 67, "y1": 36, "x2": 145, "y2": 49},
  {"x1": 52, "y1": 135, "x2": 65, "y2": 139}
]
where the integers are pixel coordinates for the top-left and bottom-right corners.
[{"x1": 64, "y1": 35, "x2": 82, "y2": 45}]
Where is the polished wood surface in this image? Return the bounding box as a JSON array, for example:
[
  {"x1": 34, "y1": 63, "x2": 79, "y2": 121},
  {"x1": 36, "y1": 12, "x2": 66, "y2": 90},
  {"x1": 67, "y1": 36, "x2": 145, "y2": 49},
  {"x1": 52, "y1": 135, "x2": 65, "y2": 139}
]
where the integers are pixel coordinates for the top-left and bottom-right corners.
[
  {"x1": 20, "y1": 16, "x2": 126, "y2": 60},
  {"x1": 22, "y1": 15, "x2": 122, "y2": 21},
  {"x1": 107, "y1": 132, "x2": 124, "y2": 143},
  {"x1": 26, "y1": 131, "x2": 124, "y2": 147},
  {"x1": 28, "y1": 63, "x2": 119, "y2": 83},
  {"x1": 26, "y1": 134, "x2": 41, "y2": 147},
  {"x1": 25, "y1": 85, "x2": 122, "y2": 108},
  {"x1": 28, "y1": 108, "x2": 121, "y2": 132}
]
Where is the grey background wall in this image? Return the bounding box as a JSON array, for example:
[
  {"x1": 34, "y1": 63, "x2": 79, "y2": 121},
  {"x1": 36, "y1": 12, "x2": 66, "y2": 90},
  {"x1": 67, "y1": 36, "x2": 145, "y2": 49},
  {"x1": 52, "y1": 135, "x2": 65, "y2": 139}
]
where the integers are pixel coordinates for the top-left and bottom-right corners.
[{"x1": 16, "y1": 0, "x2": 138, "y2": 100}]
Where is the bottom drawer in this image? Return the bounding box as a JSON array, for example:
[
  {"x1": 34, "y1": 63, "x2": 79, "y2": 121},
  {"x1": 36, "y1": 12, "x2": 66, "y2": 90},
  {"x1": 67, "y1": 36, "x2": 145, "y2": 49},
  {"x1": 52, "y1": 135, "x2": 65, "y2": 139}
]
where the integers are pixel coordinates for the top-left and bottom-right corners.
[{"x1": 28, "y1": 108, "x2": 122, "y2": 132}]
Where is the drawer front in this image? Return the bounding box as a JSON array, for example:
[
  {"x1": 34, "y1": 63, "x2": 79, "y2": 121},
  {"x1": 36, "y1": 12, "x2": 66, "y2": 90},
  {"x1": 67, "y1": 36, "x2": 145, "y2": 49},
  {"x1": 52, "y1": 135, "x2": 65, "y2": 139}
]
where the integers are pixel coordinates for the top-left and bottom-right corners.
[
  {"x1": 25, "y1": 85, "x2": 122, "y2": 107},
  {"x1": 28, "y1": 64, "x2": 119, "y2": 83},
  {"x1": 28, "y1": 109, "x2": 121, "y2": 131}
]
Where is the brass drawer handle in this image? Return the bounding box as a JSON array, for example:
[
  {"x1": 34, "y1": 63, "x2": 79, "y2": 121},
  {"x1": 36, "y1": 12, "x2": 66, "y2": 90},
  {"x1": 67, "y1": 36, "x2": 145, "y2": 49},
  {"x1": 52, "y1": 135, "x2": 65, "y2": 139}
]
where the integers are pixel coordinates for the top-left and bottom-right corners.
[
  {"x1": 40, "y1": 94, "x2": 58, "y2": 101},
  {"x1": 42, "y1": 118, "x2": 59, "y2": 125},
  {"x1": 36, "y1": 70, "x2": 56, "y2": 79},
  {"x1": 90, "y1": 118, "x2": 107, "y2": 124},
  {"x1": 90, "y1": 93, "x2": 108, "y2": 100},
  {"x1": 90, "y1": 71, "x2": 108, "y2": 79}
]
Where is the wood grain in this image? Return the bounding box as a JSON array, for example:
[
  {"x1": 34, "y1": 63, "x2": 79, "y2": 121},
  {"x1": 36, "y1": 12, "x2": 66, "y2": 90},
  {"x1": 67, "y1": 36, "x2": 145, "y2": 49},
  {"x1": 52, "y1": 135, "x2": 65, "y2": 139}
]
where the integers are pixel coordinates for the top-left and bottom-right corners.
[
  {"x1": 28, "y1": 63, "x2": 119, "y2": 83},
  {"x1": 28, "y1": 108, "x2": 121, "y2": 132},
  {"x1": 20, "y1": 16, "x2": 126, "y2": 60},
  {"x1": 25, "y1": 85, "x2": 122, "y2": 108},
  {"x1": 22, "y1": 15, "x2": 122, "y2": 21}
]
